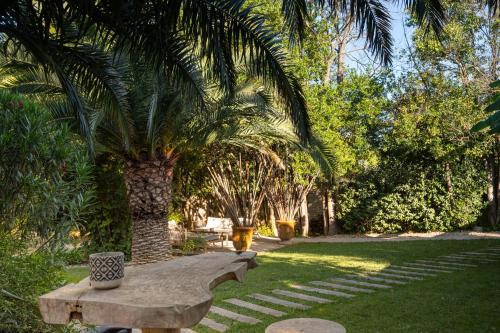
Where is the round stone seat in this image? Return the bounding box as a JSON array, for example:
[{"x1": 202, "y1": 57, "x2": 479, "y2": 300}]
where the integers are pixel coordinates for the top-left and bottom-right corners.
[{"x1": 265, "y1": 318, "x2": 346, "y2": 333}]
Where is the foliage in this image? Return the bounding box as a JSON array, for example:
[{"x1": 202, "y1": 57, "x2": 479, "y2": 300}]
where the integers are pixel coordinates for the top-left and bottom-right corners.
[
  {"x1": 55, "y1": 247, "x2": 87, "y2": 265},
  {"x1": 472, "y1": 80, "x2": 500, "y2": 133},
  {"x1": 0, "y1": 91, "x2": 94, "y2": 243},
  {"x1": 0, "y1": 0, "x2": 312, "y2": 149},
  {"x1": 256, "y1": 224, "x2": 275, "y2": 237},
  {"x1": 267, "y1": 154, "x2": 318, "y2": 221},
  {"x1": 80, "y1": 155, "x2": 131, "y2": 259},
  {"x1": 209, "y1": 154, "x2": 272, "y2": 227},
  {"x1": 181, "y1": 237, "x2": 207, "y2": 254},
  {"x1": 337, "y1": 75, "x2": 489, "y2": 233},
  {"x1": 0, "y1": 234, "x2": 74, "y2": 333},
  {"x1": 307, "y1": 73, "x2": 389, "y2": 179}
]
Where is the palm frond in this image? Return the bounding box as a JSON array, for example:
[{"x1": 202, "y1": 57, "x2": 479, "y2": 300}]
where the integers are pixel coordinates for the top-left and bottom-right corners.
[{"x1": 351, "y1": 0, "x2": 393, "y2": 66}]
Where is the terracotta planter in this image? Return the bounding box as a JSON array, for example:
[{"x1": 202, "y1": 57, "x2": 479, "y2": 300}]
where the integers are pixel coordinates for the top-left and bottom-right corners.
[
  {"x1": 276, "y1": 220, "x2": 296, "y2": 241},
  {"x1": 232, "y1": 227, "x2": 254, "y2": 251}
]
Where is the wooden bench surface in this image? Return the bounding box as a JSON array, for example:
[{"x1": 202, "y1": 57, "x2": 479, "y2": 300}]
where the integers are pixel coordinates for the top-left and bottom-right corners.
[{"x1": 39, "y1": 252, "x2": 257, "y2": 329}]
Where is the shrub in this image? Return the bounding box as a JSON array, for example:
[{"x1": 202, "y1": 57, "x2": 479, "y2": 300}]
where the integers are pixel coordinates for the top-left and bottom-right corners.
[
  {"x1": 338, "y1": 163, "x2": 486, "y2": 233},
  {"x1": 0, "y1": 235, "x2": 74, "y2": 333},
  {"x1": 257, "y1": 224, "x2": 275, "y2": 237},
  {"x1": 182, "y1": 237, "x2": 207, "y2": 254},
  {"x1": 0, "y1": 91, "x2": 94, "y2": 241}
]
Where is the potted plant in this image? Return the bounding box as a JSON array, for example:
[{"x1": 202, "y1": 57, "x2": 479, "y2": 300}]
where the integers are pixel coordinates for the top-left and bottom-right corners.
[
  {"x1": 267, "y1": 163, "x2": 317, "y2": 241},
  {"x1": 209, "y1": 155, "x2": 271, "y2": 251}
]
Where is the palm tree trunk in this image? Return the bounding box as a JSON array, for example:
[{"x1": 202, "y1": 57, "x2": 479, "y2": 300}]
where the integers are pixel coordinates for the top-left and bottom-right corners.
[{"x1": 124, "y1": 158, "x2": 173, "y2": 264}]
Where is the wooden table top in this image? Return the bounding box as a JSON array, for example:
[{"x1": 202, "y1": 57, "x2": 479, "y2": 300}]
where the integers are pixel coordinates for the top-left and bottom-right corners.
[{"x1": 39, "y1": 251, "x2": 257, "y2": 329}]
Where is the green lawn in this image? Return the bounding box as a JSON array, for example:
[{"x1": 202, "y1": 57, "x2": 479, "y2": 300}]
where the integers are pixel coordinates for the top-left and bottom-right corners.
[{"x1": 64, "y1": 239, "x2": 500, "y2": 332}]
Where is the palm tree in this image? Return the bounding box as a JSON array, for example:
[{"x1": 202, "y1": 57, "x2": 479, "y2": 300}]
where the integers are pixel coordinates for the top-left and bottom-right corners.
[
  {"x1": 0, "y1": 0, "x2": 310, "y2": 153},
  {"x1": 1, "y1": 52, "x2": 313, "y2": 263}
]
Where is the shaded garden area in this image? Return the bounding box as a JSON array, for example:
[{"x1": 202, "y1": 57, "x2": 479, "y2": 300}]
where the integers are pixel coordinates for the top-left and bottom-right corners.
[{"x1": 0, "y1": 0, "x2": 499, "y2": 332}]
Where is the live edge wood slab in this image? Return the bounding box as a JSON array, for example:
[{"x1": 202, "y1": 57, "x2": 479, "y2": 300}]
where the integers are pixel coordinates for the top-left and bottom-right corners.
[{"x1": 39, "y1": 252, "x2": 257, "y2": 333}]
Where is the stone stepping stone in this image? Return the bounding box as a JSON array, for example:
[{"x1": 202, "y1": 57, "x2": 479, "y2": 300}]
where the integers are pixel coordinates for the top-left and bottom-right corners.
[
  {"x1": 209, "y1": 306, "x2": 261, "y2": 324},
  {"x1": 181, "y1": 330, "x2": 197, "y2": 333},
  {"x1": 442, "y1": 255, "x2": 495, "y2": 262},
  {"x1": 416, "y1": 260, "x2": 477, "y2": 267},
  {"x1": 392, "y1": 264, "x2": 453, "y2": 273},
  {"x1": 344, "y1": 274, "x2": 407, "y2": 285},
  {"x1": 272, "y1": 289, "x2": 331, "y2": 303},
  {"x1": 375, "y1": 272, "x2": 423, "y2": 281},
  {"x1": 462, "y1": 251, "x2": 500, "y2": 257},
  {"x1": 383, "y1": 268, "x2": 436, "y2": 277},
  {"x1": 309, "y1": 281, "x2": 374, "y2": 293},
  {"x1": 250, "y1": 293, "x2": 310, "y2": 310},
  {"x1": 406, "y1": 262, "x2": 463, "y2": 270},
  {"x1": 290, "y1": 284, "x2": 356, "y2": 298},
  {"x1": 265, "y1": 318, "x2": 346, "y2": 333},
  {"x1": 199, "y1": 318, "x2": 228, "y2": 332},
  {"x1": 224, "y1": 298, "x2": 286, "y2": 317},
  {"x1": 329, "y1": 277, "x2": 392, "y2": 289}
]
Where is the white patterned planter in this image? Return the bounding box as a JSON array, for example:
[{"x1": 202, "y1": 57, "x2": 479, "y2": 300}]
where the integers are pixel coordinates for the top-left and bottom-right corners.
[{"x1": 89, "y1": 252, "x2": 125, "y2": 290}]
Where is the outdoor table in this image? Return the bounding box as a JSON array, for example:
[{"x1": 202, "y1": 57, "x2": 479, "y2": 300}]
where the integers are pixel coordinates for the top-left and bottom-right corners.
[{"x1": 39, "y1": 252, "x2": 257, "y2": 333}]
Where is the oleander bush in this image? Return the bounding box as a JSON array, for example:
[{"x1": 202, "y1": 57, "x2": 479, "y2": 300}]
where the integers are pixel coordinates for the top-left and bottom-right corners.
[{"x1": 0, "y1": 235, "x2": 75, "y2": 333}]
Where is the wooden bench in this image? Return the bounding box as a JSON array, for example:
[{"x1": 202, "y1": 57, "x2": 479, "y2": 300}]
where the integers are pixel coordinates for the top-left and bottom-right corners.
[{"x1": 39, "y1": 252, "x2": 258, "y2": 333}]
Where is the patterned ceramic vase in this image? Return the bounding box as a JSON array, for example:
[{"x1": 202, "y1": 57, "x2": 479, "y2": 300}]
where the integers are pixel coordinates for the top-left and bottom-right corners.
[{"x1": 89, "y1": 252, "x2": 125, "y2": 290}]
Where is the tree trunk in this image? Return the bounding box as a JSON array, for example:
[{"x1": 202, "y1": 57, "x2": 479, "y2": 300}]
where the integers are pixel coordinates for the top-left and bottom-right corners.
[
  {"x1": 300, "y1": 197, "x2": 309, "y2": 237},
  {"x1": 322, "y1": 190, "x2": 329, "y2": 235},
  {"x1": 268, "y1": 200, "x2": 278, "y2": 237},
  {"x1": 328, "y1": 190, "x2": 340, "y2": 235},
  {"x1": 124, "y1": 158, "x2": 174, "y2": 265}
]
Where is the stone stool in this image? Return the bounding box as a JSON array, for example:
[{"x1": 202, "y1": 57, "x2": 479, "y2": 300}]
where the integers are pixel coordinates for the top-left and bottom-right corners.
[{"x1": 265, "y1": 318, "x2": 346, "y2": 333}]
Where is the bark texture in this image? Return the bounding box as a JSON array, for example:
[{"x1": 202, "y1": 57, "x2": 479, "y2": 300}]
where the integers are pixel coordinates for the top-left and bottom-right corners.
[
  {"x1": 124, "y1": 158, "x2": 174, "y2": 265},
  {"x1": 300, "y1": 198, "x2": 309, "y2": 237}
]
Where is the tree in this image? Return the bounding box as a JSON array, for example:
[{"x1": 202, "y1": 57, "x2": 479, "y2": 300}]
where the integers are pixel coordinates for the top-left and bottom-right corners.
[
  {"x1": 410, "y1": 0, "x2": 499, "y2": 227},
  {"x1": 0, "y1": 91, "x2": 94, "y2": 244},
  {"x1": 0, "y1": 0, "x2": 310, "y2": 153},
  {"x1": 103, "y1": 70, "x2": 306, "y2": 263}
]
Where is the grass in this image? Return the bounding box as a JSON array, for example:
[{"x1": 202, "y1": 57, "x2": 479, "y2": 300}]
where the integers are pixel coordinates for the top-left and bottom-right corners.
[
  {"x1": 64, "y1": 239, "x2": 500, "y2": 332},
  {"x1": 64, "y1": 265, "x2": 88, "y2": 283}
]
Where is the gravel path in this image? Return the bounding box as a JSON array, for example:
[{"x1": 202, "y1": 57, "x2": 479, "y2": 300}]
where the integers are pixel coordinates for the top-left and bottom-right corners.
[{"x1": 211, "y1": 231, "x2": 500, "y2": 253}]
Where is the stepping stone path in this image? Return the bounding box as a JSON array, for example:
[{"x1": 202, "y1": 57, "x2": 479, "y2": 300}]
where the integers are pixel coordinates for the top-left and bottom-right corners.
[
  {"x1": 309, "y1": 281, "x2": 375, "y2": 293},
  {"x1": 461, "y1": 251, "x2": 500, "y2": 256},
  {"x1": 406, "y1": 262, "x2": 463, "y2": 270},
  {"x1": 375, "y1": 272, "x2": 423, "y2": 281},
  {"x1": 289, "y1": 284, "x2": 356, "y2": 298},
  {"x1": 250, "y1": 293, "x2": 311, "y2": 310},
  {"x1": 383, "y1": 268, "x2": 436, "y2": 277},
  {"x1": 330, "y1": 277, "x2": 392, "y2": 289},
  {"x1": 390, "y1": 265, "x2": 453, "y2": 273},
  {"x1": 200, "y1": 318, "x2": 228, "y2": 332},
  {"x1": 183, "y1": 247, "x2": 498, "y2": 333},
  {"x1": 344, "y1": 273, "x2": 407, "y2": 285},
  {"x1": 224, "y1": 298, "x2": 286, "y2": 317},
  {"x1": 272, "y1": 289, "x2": 331, "y2": 303},
  {"x1": 209, "y1": 306, "x2": 261, "y2": 324},
  {"x1": 442, "y1": 255, "x2": 496, "y2": 261},
  {"x1": 416, "y1": 259, "x2": 477, "y2": 267}
]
